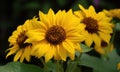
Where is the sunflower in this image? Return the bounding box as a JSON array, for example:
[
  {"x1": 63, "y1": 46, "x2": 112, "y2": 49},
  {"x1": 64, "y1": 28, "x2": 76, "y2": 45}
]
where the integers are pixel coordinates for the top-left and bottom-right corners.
[
  {"x1": 6, "y1": 18, "x2": 39, "y2": 62},
  {"x1": 26, "y1": 9, "x2": 85, "y2": 62},
  {"x1": 95, "y1": 41, "x2": 114, "y2": 54},
  {"x1": 117, "y1": 62, "x2": 120, "y2": 70},
  {"x1": 103, "y1": 9, "x2": 120, "y2": 19},
  {"x1": 74, "y1": 5, "x2": 113, "y2": 48}
]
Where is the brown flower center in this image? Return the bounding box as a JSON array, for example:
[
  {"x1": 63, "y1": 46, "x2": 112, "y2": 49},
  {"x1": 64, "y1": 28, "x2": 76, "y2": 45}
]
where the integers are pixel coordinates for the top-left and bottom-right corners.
[
  {"x1": 101, "y1": 40, "x2": 108, "y2": 47},
  {"x1": 45, "y1": 26, "x2": 66, "y2": 45},
  {"x1": 16, "y1": 31, "x2": 31, "y2": 48},
  {"x1": 82, "y1": 17, "x2": 98, "y2": 33}
]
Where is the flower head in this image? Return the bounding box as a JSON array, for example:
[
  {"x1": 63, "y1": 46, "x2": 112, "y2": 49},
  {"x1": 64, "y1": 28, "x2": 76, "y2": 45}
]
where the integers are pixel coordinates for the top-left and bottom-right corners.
[
  {"x1": 117, "y1": 62, "x2": 120, "y2": 70},
  {"x1": 104, "y1": 9, "x2": 120, "y2": 19},
  {"x1": 26, "y1": 9, "x2": 85, "y2": 62},
  {"x1": 6, "y1": 18, "x2": 39, "y2": 62},
  {"x1": 74, "y1": 5, "x2": 113, "y2": 49},
  {"x1": 95, "y1": 41, "x2": 114, "y2": 54}
]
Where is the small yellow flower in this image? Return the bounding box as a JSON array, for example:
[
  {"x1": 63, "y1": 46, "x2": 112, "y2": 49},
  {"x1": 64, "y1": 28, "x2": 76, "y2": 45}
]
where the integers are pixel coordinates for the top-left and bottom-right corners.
[
  {"x1": 6, "y1": 18, "x2": 39, "y2": 62},
  {"x1": 117, "y1": 62, "x2": 120, "y2": 70},
  {"x1": 95, "y1": 41, "x2": 114, "y2": 54},
  {"x1": 104, "y1": 9, "x2": 120, "y2": 19},
  {"x1": 26, "y1": 9, "x2": 85, "y2": 62},
  {"x1": 74, "y1": 5, "x2": 113, "y2": 49}
]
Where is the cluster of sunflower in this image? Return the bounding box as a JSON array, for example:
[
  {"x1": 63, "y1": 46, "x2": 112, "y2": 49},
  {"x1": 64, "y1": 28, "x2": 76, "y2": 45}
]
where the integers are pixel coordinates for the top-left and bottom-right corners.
[{"x1": 6, "y1": 4, "x2": 114, "y2": 63}]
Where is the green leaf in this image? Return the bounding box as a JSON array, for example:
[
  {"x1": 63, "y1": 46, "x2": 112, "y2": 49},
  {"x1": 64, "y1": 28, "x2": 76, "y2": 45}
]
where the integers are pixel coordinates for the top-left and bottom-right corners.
[
  {"x1": 66, "y1": 61, "x2": 75, "y2": 72},
  {"x1": 116, "y1": 22, "x2": 120, "y2": 31},
  {"x1": 107, "y1": 50, "x2": 120, "y2": 69},
  {"x1": 0, "y1": 62, "x2": 43, "y2": 72},
  {"x1": 45, "y1": 61, "x2": 56, "y2": 72},
  {"x1": 66, "y1": 61, "x2": 81, "y2": 72},
  {"x1": 45, "y1": 60, "x2": 64, "y2": 72},
  {"x1": 78, "y1": 50, "x2": 119, "y2": 72},
  {"x1": 80, "y1": 43, "x2": 93, "y2": 52}
]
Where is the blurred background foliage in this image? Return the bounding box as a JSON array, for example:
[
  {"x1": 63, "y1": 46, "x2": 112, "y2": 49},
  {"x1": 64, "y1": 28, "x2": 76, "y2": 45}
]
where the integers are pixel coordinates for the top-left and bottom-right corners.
[{"x1": 0, "y1": 0, "x2": 120, "y2": 72}]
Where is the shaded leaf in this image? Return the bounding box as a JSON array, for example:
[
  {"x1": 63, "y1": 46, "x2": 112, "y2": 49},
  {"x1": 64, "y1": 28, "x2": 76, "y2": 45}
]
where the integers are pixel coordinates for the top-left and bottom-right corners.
[
  {"x1": 45, "y1": 61, "x2": 64, "y2": 72},
  {"x1": 0, "y1": 62, "x2": 43, "y2": 72},
  {"x1": 45, "y1": 61, "x2": 56, "y2": 72},
  {"x1": 116, "y1": 23, "x2": 120, "y2": 31},
  {"x1": 78, "y1": 50, "x2": 119, "y2": 72},
  {"x1": 80, "y1": 43, "x2": 93, "y2": 52}
]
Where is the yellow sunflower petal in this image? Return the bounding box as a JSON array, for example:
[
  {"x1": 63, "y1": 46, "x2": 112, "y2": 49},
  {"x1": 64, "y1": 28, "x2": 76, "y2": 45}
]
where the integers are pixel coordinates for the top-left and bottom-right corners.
[
  {"x1": 45, "y1": 47, "x2": 54, "y2": 62},
  {"x1": 53, "y1": 46, "x2": 61, "y2": 60},
  {"x1": 65, "y1": 23, "x2": 85, "y2": 34},
  {"x1": 14, "y1": 49, "x2": 23, "y2": 62},
  {"x1": 12, "y1": 30, "x2": 19, "y2": 35},
  {"x1": 31, "y1": 44, "x2": 39, "y2": 55},
  {"x1": 68, "y1": 53, "x2": 75, "y2": 60},
  {"x1": 58, "y1": 45, "x2": 67, "y2": 61},
  {"x1": 39, "y1": 11, "x2": 50, "y2": 28},
  {"x1": 61, "y1": 9, "x2": 79, "y2": 27},
  {"x1": 39, "y1": 22, "x2": 48, "y2": 30},
  {"x1": 20, "y1": 49, "x2": 26, "y2": 62},
  {"x1": 99, "y1": 32, "x2": 111, "y2": 43},
  {"x1": 24, "y1": 47, "x2": 31, "y2": 62},
  {"x1": 6, "y1": 46, "x2": 18, "y2": 58},
  {"x1": 79, "y1": 4, "x2": 86, "y2": 13},
  {"x1": 62, "y1": 39, "x2": 75, "y2": 54},
  {"x1": 8, "y1": 35, "x2": 17, "y2": 43},
  {"x1": 87, "y1": 5, "x2": 96, "y2": 17},
  {"x1": 25, "y1": 30, "x2": 45, "y2": 43},
  {"x1": 92, "y1": 33, "x2": 101, "y2": 46},
  {"x1": 30, "y1": 17, "x2": 41, "y2": 28},
  {"x1": 47, "y1": 8, "x2": 55, "y2": 26},
  {"x1": 56, "y1": 10, "x2": 64, "y2": 25},
  {"x1": 85, "y1": 34, "x2": 93, "y2": 46},
  {"x1": 99, "y1": 23, "x2": 113, "y2": 34},
  {"x1": 67, "y1": 33, "x2": 85, "y2": 42},
  {"x1": 24, "y1": 18, "x2": 47, "y2": 30},
  {"x1": 35, "y1": 41, "x2": 50, "y2": 58},
  {"x1": 16, "y1": 25, "x2": 23, "y2": 32},
  {"x1": 95, "y1": 45, "x2": 105, "y2": 54},
  {"x1": 23, "y1": 20, "x2": 31, "y2": 30},
  {"x1": 74, "y1": 43, "x2": 82, "y2": 52},
  {"x1": 65, "y1": 26, "x2": 78, "y2": 33},
  {"x1": 74, "y1": 11, "x2": 84, "y2": 19},
  {"x1": 23, "y1": 18, "x2": 40, "y2": 31}
]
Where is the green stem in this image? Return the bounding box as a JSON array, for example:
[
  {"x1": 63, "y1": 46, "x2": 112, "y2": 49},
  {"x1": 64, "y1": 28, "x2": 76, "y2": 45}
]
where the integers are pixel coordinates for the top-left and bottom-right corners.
[
  {"x1": 101, "y1": 24, "x2": 117, "y2": 61},
  {"x1": 56, "y1": 60, "x2": 64, "y2": 72},
  {"x1": 56, "y1": 60, "x2": 59, "y2": 72},
  {"x1": 61, "y1": 61, "x2": 64, "y2": 72},
  {"x1": 40, "y1": 58, "x2": 48, "y2": 70},
  {"x1": 66, "y1": 53, "x2": 82, "y2": 72},
  {"x1": 104, "y1": 24, "x2": 116, "y2": 56},
  {"x1": 71, "y1": 61, "x2": 78, "y2": 72},
  {"x1": 110, "y1": 24, "x2": 116, "y2": 44},
  {"x1": 65, "y1": 60, "x2": 72, "y2": 72},
  {"x1": 71, "y1": 53, "x2": 82, "y2": 72},
  {"x1": 40, "y1": 58, "x2": 45, "y2": 66}
]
